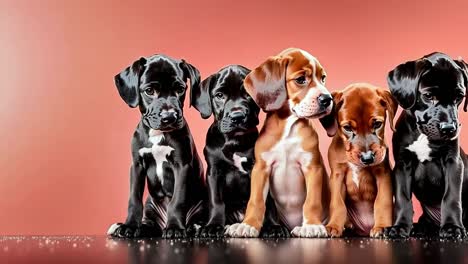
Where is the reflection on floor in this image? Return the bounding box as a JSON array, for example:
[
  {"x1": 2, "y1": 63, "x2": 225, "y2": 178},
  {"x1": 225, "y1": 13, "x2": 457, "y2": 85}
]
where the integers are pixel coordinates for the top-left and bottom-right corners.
[{"x1": 1, "y1": 236, "x2": 468, "y2": 263}]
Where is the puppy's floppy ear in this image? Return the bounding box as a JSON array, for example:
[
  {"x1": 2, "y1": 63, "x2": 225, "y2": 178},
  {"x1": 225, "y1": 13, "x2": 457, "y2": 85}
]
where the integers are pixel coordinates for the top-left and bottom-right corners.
[
  {"x1": 192, "y1": 73, "x2": 216, "y2": 119},
  {"x1": 454, "y1": 58, "x2": 468, "y2": 112},
  {"x1": 180, "y1": 59, "x2": 201, "y2": 105},
  {"x1": 114, "y1": 57, "x2": 146, "y2": 108},
  {"x1": 377, "y1": 88, "x2": 398, "y2": 131},
  {"x1": 319, "y1": 91, "x2": 342, "y2": 137},
  {"x1": 244, "y1": 56, "x2": 290, "y2": 112},
  {"x1": 387, "y1": 58, "x2": 429, "y2": 109}
]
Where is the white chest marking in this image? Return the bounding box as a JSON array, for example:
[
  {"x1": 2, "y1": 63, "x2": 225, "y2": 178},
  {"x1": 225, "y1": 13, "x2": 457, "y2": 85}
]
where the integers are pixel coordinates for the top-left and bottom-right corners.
[
  {"x1": 348, "y1": 162, "x2": 361, "y2": 187},
  {"x1": 406, "y1": 134, "x2": 432, "y2": 162},
  {"x1": 261, "y1": 116, "x2": 313, "y2": 228},
  {"x1": 232, "y1": 154, "x2": 248, "y2": 174},
  {"x1": 139, "y1": 129, "x2": 174, "y2": 184}
]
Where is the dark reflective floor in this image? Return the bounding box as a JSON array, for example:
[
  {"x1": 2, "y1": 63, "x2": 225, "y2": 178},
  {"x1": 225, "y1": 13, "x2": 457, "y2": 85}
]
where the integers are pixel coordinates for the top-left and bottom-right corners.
[{"x1": 1, "y1": 236, "x2": 468, "y2": 263}]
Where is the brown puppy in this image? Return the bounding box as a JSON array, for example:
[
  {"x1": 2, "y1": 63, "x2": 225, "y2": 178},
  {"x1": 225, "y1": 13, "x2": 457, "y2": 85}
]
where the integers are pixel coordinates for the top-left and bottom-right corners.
[
  {"x1": 225, "y1": 48, "x2": 335, "y2": 238},
  {"x1": 326, "y1": 83, "x2": 396, "y2": 237}
]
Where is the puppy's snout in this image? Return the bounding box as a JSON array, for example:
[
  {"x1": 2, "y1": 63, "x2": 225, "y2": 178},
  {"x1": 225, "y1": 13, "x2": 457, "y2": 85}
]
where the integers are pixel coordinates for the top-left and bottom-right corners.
[
  {"x1": 318, "y1": 94, "x2": 332, "y2": 109},
  {"x1": 229, "y1": 110, "x2": 246, "y2": 124},
  {"x1": 160, "y1": 110, "x2": 178, "y2": 125},
  {"x1": 360, "y1": 151, "x2": 375, "y2": 165},
  {"x1": 439, "y1": 122, "x2": 457, "y2": 135}
]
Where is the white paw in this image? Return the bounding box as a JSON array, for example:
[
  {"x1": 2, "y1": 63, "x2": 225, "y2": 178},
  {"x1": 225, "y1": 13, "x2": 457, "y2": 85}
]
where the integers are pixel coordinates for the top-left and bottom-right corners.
[
  {"x1": 225, "y1": 223, "x2": 260, "y2": 238},
  {"x1": 106, "y1": 223, "x2": 121, "y2": 235},
  {"x1": 291, "y1": 224, "x2": 327, "y2": 238}
]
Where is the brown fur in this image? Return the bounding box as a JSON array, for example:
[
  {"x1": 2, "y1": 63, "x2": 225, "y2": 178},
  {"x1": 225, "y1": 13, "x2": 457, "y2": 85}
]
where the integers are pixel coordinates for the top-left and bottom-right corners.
[
  {"x1": 241, "y1": 48, "x2": 330, "y2": 232},
  {"x1": 326, "y1": 83, "x2": 396, "y2": 237}
]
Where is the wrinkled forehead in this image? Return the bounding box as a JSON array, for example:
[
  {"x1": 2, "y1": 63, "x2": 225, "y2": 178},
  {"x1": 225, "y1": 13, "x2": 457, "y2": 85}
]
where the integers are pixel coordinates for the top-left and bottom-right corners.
[
  {"x1": 341, "y1": 88, "x2": 385, "y2": 120},
  {"x1": 420, "y1": 64, "x2": 464, "y2": 91},
  {"x1": 284, "y1": 50, "x2": 323, "y2": 76},
  {"x1": 215, "y1": 68, "x2": 247, "y2": 89},
  {"x1": 141, "y1": 57, "x2": 184, "y2": 84}
]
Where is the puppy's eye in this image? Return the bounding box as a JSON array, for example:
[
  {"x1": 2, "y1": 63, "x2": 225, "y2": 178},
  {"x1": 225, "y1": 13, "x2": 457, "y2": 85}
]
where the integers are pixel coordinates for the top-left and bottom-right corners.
[
  {"x1": 423, "y1": 93, "x2": 434, "y2": 101},
  {"x1": 321, "y1": 75, "x2": 327, "y2": 83},
  {"x1": 215, "y1": 92, "x2": 224, "y2": 99},
  {"x1": 455, "y1": 93, "x2": 465, "y2": 103},
  {"x1": 176, "y1": 86, "x2": 185, "y2": 94},
  {"x1": 343, "y1": 125, "x2": 353, "y2": 133},
  {"x1": 295, "y1": 76, "x2": 307, "y2": 85},
  {"x1": 373, "y1": 121, "x2": 383, "y2": 130},
  {"x1": 145, "y1": 88, "x2": 155, "y2": 96}
]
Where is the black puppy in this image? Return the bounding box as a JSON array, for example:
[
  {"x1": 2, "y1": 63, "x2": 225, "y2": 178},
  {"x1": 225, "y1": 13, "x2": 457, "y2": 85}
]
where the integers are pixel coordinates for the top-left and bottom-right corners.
[
  {"x1": 107, "y1": 54, "x2": 206, "y2": 239},
  {"x1": 384, "y1": 52, "x2": 468, "y2": 239},
  {"x1": 191, "y1": 65, "x2": 259, "y2": 238}
]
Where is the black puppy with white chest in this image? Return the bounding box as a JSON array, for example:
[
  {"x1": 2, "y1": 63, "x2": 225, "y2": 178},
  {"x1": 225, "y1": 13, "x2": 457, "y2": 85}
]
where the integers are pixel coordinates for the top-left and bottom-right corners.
[
  {"x1": 192, "y1": 65, "x2": 260, "y2": 238},
  {"x1": 107, "y1": 54, "x2": 206, "y2": 239},
  {"x1": 384, "y1": 52, "x2": 468, "y2": 239}
]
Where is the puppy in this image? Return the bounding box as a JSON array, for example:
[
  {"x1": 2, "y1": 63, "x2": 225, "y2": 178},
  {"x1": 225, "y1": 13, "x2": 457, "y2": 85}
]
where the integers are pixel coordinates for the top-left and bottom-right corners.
[
  {"x1": 326, "y1": 83, "x2": 396, "y2": 237},
  {"x1": 191, "y1": 65, "x2": 260, "y2": 238},
  {"x1": 107, "y1": 54, "x2": 206, "y2": 239},
  {"x1": 384, "y1": 52, "x2": 468, "y2": 239},
  {"x1": 225, "y1": 48, "x2": 335, "y2": 238}
]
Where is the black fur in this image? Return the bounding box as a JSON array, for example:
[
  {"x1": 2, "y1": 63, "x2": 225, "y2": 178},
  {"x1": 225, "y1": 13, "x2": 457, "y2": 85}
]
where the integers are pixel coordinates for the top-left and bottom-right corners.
[
  {"x1": 109, "y1": 54, "x2": 206, "y2": 239},
  {"x1": 193, "y1": 65, "x2": 287, "y2": 238},
  {"x1": 384, "y1": 52, "x2": 468, "y2": 240}
]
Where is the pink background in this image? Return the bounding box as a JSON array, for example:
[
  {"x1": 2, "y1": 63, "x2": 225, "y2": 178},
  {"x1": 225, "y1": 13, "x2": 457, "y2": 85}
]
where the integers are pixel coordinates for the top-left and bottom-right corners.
[{"x1": 1, "y1": 0, "x2": 467, "y2": 234}]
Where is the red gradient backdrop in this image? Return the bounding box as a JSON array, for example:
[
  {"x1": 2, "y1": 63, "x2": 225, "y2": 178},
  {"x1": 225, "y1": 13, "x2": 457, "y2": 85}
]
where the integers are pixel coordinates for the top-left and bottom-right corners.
[{"x1": 1, "y1": 0, "x2": 467, "y2": 235}]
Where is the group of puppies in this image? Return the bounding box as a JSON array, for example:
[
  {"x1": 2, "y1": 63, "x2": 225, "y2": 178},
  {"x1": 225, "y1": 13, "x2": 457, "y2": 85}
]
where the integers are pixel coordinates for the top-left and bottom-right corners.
[{"x1": 107, "y1": 48, "x2": 468, "y2": 240}]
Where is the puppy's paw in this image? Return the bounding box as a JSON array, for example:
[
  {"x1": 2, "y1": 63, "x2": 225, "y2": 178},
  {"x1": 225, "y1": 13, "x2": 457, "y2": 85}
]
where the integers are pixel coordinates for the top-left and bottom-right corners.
[
  {"x1": 199, "y1": 224, "x2": 225, "y2": 238},
  {"x1": 326, "y1": 224, "x2": 344, "y2": 238},
  {"x1": 162, "y1": 227, "x2": 187, "y2": 239},
  {"x1": 225, "y1": 223, "x2": 260, "y2": 238},
  {"x1": 291, "y1": 224, "x2": 327, "y2": 238},
  {"x1": 383, "y1": 225, "x2": 411, "y2": 239},
  {"x1": 370, "y1": 227, "x2": 385, "y2": 238},
  {"x1": 260, "y1": 225, "x2": 290, "y2": 238},
  {"x1": 440, "y1": 224, "x2": 465, "y2": 240},
  {"x1": 107, "y1": 223, "x2": 141, "y2": 238}
]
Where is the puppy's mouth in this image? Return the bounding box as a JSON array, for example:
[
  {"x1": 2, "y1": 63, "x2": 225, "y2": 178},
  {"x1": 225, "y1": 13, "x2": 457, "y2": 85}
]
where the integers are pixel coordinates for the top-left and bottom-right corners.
[
  {"x1": 292, "y1": 106, "x2": 332, "y2": 119},
  {"x1": 143, "y1": 117, "x2": 184, "y2": 132}
]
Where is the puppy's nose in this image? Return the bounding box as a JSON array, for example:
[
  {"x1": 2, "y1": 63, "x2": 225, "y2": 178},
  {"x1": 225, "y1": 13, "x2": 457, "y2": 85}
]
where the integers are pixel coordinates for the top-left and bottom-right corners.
[
  {"x1": 230, "y1": 110, "x2": 246, "y2": 123},
  {"x1": 318, "y1": 94, "x2": 332, "y2": 109},
  {"x1": 360, "y1": 151, "x2": 375, "y2": 165},
  {"x1": 439, "y1": 122, "x2": 457, "y2": 135},
  {"x1": 160, "y1": 110, "x2": 178, "y2": 124}
]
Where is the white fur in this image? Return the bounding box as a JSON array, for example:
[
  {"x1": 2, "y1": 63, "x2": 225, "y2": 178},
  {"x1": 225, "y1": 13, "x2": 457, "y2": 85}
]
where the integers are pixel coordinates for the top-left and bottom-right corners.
[
  {"x1": 225, "y1": 223, "x2": 259, "y2": 238},
  {"x1": 233, "y1": 154, "x2": 248, "y2": 174},
  {"x1": 406, "y1": 134, "x2": 432, "y2": 162},
  {"x1": 291, "y1": 224, "x2": 327, "y2": 238},
  {"x1": 107, "y1": 223, "x2": 121, "y2": 235},
  {"x1": 348, "y1": 162, "x2": 361, "y2": 187},
  {"x1": 262, "y1": 181, "x2": 270, "y2": 203},
  {"x1": 139, "y1": 129, "x2": 174, "y2": 184},
  {"x1": 261, "y1": 116, "x2": 313, "y2": 228}
]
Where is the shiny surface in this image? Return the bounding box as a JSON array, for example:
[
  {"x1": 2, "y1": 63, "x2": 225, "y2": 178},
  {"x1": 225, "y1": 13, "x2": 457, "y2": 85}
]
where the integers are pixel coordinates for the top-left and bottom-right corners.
[
  {"x1": 1, "y1": 0, "x2": 468, "y2": 235},
  {"x1": 2, "y1": 236, "x2": 468, "y2": 263}
]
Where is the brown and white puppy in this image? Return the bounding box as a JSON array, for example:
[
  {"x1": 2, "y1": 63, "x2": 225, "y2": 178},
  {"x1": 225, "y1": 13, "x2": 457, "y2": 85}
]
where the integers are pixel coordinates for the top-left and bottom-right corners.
[
  {"x1": 225, "y1": 48, "x2": 335, "y2": 238},
  {"x1": 326, "y1": 83, "x2": 396, "y2": 237}
]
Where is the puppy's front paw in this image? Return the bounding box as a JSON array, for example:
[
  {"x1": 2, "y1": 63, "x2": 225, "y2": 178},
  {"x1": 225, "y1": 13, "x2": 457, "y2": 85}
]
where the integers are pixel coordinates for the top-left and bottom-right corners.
[
  {"x1": 370, "y1": 227, "x2": 385, "y2": 238},
  {"x1": 326, "y1": 224, "x2": 344, "y2": 238},
  {"x1": 440, "y1": 224, "x2": 465, "y2": 240},
  {"x1": 383, "y1": 225, "x2": 411, "y2": 239},
  {"x1": 291, "y1": 224, "x2": 327, "y2": 238},
  {"x1": 260, "y1": 225, "x2": 290, "y2": 238},
  {"x1": 199, "y1": 224, "x2": 225, "y2": 238},
  {"x1": 163, "y1": 227, "x2": 187, "y2": 239},
  {"x1": 225, "y1": 223, "x2": 260, "y2": 238},
  {"x1": 107, "y1": 223, "x2": 141, "y2": 238}
]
